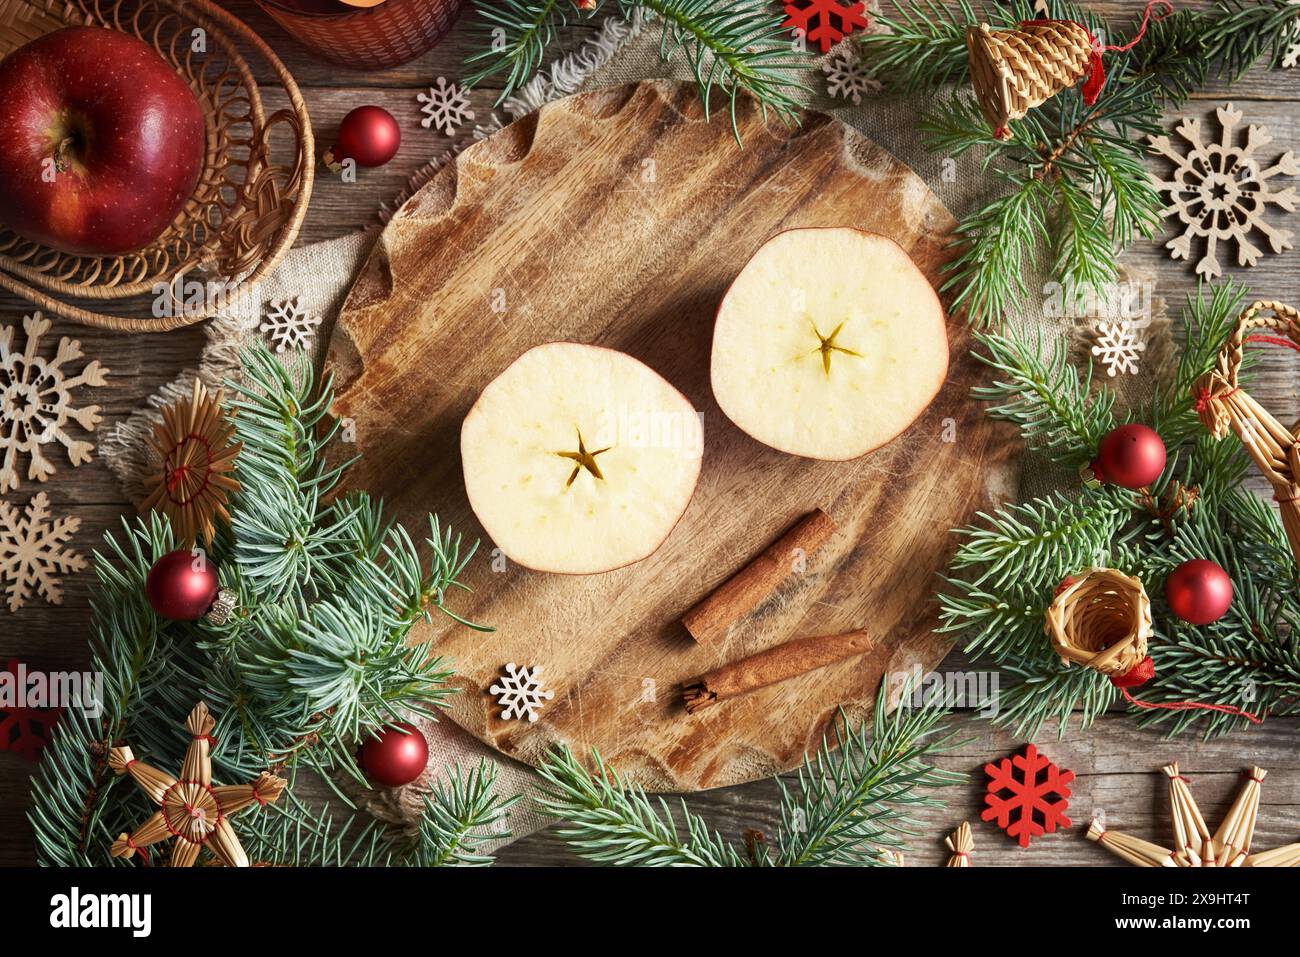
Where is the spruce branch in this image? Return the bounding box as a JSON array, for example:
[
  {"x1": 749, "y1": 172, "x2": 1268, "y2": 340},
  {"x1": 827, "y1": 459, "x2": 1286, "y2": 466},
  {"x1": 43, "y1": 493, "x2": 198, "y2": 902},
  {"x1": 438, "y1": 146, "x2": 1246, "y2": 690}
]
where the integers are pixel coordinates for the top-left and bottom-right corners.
[
  {"x1": 970, "y1": 327, "x2": 1117, "y2": 463},
  {"x1": 463, "y1": 0, "x2": 808, "y2": 144},
  {"x1": 464, "y1": 0, "x2": 578, "y2": 99},
  {"x1": 536, "y1": 681, "x2": 960, "y2": 866}
]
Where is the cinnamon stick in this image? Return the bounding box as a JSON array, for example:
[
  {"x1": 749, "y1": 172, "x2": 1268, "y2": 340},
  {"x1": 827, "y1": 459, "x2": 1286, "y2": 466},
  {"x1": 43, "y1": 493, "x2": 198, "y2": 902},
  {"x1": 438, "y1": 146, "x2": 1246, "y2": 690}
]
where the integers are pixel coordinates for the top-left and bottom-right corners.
[
  {"x1": 682, "y1": 629, "x2": 873, "y2": 714},
  {"x1": 681, "y1": 509, "x2": 836, "y2": 644}
]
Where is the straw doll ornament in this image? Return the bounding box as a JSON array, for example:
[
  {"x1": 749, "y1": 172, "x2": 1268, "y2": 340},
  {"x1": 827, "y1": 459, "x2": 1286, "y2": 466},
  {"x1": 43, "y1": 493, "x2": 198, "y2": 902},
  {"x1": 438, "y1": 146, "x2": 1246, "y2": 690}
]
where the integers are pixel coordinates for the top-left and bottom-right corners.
[
  {"x1": 1043, "y1": 568, "x2": 1263, "y2": 723},
  {"x1": 966, "y1": 1, "x2": 1173, "y2": 138},
  {"x1": 1194, "y1": 300, "x2": 1300, "y2": 568}
]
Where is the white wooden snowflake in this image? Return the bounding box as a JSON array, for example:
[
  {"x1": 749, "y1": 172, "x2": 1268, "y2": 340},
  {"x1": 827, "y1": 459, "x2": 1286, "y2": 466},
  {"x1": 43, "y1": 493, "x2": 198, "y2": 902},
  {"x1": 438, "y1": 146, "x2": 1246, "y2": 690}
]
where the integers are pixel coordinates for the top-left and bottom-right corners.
[
  {"x1": 1091, "y1": 321, "x2": 1145, "y2": 377},
  {"x1": 822, "y1": 46, "x2": 881, "y2": 105},
  {"x1": 1149, "y1": 104, "x2": 1299, "y2": 278},
  {"x1": 1283, "y1": 2, "x2": 1299, "y2": 68},
  {"x1": 260, "y1": 296, "x2": 322, "y2": 354},
  {"x1": 0, "y1": 312, "x2": 108, "y2": 495},
  {"x1": 489, "y1": 662, "x2": 554, "y2": 722},
  {"x1": 0, "y1": 491, "x2": 86, "y2": 611},
  {"x1": 418, "y1": 77, "x2": 475, "y2": 135}
]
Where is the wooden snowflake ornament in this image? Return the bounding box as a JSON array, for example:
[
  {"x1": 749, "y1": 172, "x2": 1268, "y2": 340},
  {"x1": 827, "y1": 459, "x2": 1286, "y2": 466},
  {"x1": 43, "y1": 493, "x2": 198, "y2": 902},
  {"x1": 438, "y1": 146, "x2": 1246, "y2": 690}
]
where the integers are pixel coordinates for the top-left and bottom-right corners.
[
  {"x1": 1150, "y1": 104, "x2": 1299, "y2": 278},
  {"x1": 140, "y1": 379, "x2": 241, "y2": 547},
  {"x1": 109, "y1": 702, "x2": 286, "y2": 867},
  {"x1": 1088, "y1": 762, "x2": 1300, "y2": 867},
  {"x1": 982, "y1": 744, "x2": 1074, "y2": 848},
  {"x1": 489, "y1": 663, "x2": 554, "y2": 722},
  {"x1": 0, "y1": 312, "x2": 109, "y2": 495},
  {"x1": 0, "y1": 491, "x2": 85, "y2": 611}
]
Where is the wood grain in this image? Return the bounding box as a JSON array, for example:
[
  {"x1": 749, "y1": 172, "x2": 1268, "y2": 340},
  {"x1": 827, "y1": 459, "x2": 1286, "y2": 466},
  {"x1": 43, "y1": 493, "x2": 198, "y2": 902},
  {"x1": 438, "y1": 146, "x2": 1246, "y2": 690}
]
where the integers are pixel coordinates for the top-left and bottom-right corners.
[
  {"x1": 324, "y1": 80, "x2": 1019, "y2": 791},
  {"x1": 1, "y1": 0, "x2": 1299, "y2": 864}
]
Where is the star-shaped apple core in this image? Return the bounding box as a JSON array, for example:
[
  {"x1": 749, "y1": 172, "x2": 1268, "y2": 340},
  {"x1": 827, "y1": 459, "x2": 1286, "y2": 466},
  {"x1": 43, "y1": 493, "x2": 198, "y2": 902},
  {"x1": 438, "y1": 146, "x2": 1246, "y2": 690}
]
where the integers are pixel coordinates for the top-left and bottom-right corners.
[
  {"x1": 555, "y1": 428, "x2": 611, "y2": 488},
  {"x1": 809, "y1": 319, "x2": 863, "y2": 376}
]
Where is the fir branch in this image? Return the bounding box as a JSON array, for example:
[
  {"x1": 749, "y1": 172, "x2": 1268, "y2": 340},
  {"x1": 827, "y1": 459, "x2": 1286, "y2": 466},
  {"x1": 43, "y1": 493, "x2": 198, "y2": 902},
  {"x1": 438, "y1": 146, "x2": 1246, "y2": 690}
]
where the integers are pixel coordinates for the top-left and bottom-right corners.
[
  {"x1": 405, "y1": 763, "x2": 520, "y2": 866},
  {"x1": 463, "y1": 0, "x2": 578, "y2": 99},
  {"x1": 536, "y1": 681, "x2": 960, "y2": 866},
  {"x1": 628, "y1": 0, "x2": 805, "y2": 142},
  {"x1": 536, "y1": 745, "x2": 744, "y2": 866},
  {"x1": 774, "y1": 692, "x2": 962, "y2": 866},
  {"x1": 970, "y1": 327, "x2": 1117, "y2": 463},
  {"x1": 1201, "y1": 0, "x2": 1300, "y2": 78}
]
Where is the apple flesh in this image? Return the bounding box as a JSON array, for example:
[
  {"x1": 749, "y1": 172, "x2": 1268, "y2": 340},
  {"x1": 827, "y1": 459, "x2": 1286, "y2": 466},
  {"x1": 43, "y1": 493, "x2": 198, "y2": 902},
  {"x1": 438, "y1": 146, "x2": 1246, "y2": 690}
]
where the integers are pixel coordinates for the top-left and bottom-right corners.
[
  {"x1": 710, "y1": 228, "x2": 948, "y2": 461},
  {"x1": 0, "y1": 27, "x2": 206, "y2": 256},
  {"x1": 461, "y1": 342, "x2": 703, "y2": 574}
]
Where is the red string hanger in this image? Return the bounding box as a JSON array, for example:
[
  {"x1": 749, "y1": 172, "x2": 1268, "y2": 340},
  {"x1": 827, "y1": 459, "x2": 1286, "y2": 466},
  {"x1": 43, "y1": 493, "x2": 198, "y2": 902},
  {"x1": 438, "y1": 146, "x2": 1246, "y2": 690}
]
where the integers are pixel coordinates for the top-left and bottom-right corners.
[{"x1": 1023, "y1": 0, "x2": 1173, "y2": 106}]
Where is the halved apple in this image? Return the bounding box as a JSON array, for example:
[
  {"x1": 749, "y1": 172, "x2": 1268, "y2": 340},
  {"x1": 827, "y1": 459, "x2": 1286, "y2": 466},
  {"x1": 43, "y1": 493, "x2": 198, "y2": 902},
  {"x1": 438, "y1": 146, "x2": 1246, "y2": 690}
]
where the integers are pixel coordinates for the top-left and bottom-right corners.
[
  {"x1": 461, "y1": 342, "x2": 704, "y2": 574},
  {"x1": 710, "y1": 228, "x2": 948, "y2": 461}
]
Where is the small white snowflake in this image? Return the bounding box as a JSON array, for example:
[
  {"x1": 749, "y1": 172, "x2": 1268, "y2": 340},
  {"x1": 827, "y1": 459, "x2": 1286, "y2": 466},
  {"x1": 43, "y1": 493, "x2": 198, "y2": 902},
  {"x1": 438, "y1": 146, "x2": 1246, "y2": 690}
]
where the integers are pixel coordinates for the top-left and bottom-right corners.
[
  {"x1": 489, "y1": 662, "x2": 554, "y2": 722},
  {"x1": 0, "y1": 491, "x2": 86, "y2": 611},
  {"x1": 0, "y1": 312, "x2": 109, "y2": 495},
  {"x1": 418, "y1": 77, "x2": 475, "y2": 135},
  {"x1": 822, "y1": 46, "x2": 881, "y2": 105},
  {"x1": 260, "y1": 296, "x2": 322, "y2": 354},
  {"x1": 1091, "y1": 321, "x2": 1146, "y2": 377}
]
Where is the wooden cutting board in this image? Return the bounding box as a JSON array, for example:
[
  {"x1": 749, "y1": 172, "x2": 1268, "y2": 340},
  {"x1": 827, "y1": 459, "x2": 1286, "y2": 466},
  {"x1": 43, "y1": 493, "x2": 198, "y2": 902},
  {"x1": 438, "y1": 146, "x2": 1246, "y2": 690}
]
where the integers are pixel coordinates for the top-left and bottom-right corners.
[{"x1": 325, "y1": 81, "x2": 1017, "y2": 791}]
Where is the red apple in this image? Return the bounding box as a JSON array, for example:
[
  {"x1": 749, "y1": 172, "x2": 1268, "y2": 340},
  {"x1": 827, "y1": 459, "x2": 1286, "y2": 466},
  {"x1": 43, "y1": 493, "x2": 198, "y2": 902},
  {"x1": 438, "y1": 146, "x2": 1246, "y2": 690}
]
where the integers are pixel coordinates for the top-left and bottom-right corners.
[{"x1": 0, "y1": 27, "x2": 205, "y2": 256}]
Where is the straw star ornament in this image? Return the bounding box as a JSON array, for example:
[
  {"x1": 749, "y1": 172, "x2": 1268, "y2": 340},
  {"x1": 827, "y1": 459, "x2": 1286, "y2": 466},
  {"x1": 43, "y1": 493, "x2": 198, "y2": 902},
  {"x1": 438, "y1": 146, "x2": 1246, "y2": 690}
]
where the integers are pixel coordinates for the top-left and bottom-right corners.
[
  {"x1": 140, "y1": 379, "x2": 241, "y2": 547},
  {"x1": 108, "y1": 702, "x2": 286, "y2": 867},
  {"x1": 1088, "y1": 762, "x2": 1299, "y2": 867}
]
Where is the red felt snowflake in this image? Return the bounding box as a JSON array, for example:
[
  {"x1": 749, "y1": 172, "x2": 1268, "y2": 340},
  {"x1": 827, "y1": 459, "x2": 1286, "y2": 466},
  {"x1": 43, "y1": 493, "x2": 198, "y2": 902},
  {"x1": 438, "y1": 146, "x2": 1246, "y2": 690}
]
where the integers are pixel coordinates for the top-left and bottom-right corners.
[
  {"x1": 0, "y1": 660, "x2": 62, "y2": 761},
  {"x1": 981, "y1": 743, "x2": 1074, "y2": 848},
  {"x1": 783, "y1": 0, "x2": 870, "y2": 54}
]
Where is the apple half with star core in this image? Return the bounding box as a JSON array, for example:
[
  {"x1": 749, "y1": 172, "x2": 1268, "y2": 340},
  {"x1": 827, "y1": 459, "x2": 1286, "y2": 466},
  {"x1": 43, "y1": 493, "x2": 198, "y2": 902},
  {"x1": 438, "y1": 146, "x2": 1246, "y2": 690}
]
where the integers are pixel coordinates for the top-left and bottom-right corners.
[
  {"x1": 710, "y1": 228, "x2": 949, "y2": 461},
  {"x1": 0, "y1": 27, "x2": 205, "y2": 256},
  {"x1": 461, "y1": 342, "x2": 704, "y2": 574}
]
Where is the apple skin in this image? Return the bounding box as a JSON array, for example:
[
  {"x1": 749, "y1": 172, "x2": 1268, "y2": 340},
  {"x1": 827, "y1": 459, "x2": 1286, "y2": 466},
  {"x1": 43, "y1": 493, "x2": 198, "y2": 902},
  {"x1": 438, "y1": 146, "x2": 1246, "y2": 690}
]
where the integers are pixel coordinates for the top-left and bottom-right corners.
[
  {"x1": 711, "y1": 227, "x2": 949, "y2": 461},
  {"x1": 0, "y1": 27, "x2": 206, "y2": 256}
]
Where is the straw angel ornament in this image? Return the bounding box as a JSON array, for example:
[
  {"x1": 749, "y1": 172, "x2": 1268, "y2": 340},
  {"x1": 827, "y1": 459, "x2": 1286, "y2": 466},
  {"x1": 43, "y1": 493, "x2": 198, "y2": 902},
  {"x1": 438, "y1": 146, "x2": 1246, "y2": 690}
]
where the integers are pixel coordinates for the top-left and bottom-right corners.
[
  {"x1": 108, "y1": 702, "x2": 286, "y2": 867},
  {"x1": 1088, "y1": 762, "x2": 1300, "y2": 867}
]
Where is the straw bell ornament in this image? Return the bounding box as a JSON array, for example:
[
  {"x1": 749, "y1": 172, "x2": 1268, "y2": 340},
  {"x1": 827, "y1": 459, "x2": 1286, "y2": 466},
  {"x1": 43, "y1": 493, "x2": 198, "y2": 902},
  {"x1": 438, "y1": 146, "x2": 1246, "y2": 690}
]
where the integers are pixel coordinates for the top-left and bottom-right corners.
[{"x1": 966, "y1": 1, "x2": 1173, "y2": 139}]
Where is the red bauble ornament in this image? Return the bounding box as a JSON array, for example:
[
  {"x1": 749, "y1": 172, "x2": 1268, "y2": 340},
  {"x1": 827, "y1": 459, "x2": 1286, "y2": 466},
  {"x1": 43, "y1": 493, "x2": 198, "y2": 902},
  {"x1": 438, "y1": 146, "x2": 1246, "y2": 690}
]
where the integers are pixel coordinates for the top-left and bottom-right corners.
[
  {"x1": 358, "y1": 722, "x2": 428, "y2": 787},
  {"x1": 1165, "y1": 558, "x2": 1233, "y2": 625},
  {"x1": 1089, "y1": 423, "x2": 1167, "y2": 489},
  {"x1": 145, "y1": 550, "x2": 220, "y2": 621},
  {"x1": 324, "y1": 105, "x2": 400, "y2": 170}
]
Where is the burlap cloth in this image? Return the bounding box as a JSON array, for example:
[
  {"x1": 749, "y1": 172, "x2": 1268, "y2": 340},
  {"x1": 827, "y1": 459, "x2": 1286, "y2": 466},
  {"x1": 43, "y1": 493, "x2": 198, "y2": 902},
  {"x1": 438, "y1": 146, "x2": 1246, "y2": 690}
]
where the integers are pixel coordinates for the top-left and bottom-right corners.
[{"x1": 101, "y1": 11, "x2": 1173, "y2": 850}]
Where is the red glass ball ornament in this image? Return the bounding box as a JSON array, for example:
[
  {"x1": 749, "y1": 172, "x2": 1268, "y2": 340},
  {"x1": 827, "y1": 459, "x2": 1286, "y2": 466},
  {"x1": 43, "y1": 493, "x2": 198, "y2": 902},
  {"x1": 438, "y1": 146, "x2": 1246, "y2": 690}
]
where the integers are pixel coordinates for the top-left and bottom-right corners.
[
  {"x1": 145, "y1": 549, "x2": 220, "y2": 621},
  {"x1": 1165, "y1": 559, "x2": 1233, "y2": 625},
  {"x1": 1092, "y1": 423, "x2": 1167, "y2": 489},
  {"x1": 358, "y1": 722, "x2": 428, "y2": 787},
  {"x1": 326, "y1": 105, "x2": 400, "y2": 169}
]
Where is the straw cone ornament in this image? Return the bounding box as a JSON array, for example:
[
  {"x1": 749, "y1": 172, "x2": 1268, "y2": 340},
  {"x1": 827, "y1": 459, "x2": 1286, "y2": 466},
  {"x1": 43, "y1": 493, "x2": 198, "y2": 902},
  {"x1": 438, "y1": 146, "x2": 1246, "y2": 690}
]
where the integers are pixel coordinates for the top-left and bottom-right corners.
[
  {"x1": 966, "y1": 1, "x2": 1173, "y2": 139},
  {"x1": 1044, "y1": 568, "x2": 1150, "y2": 677},
  {"x1": 140, "y1": 379, "x2": 241, "y2": 547},
  {"x1": 108, "y1": 702, "x2": 285, "y2": 867},
  {"x1": 945, "y1": 821, "x2": 973, "y2": 867},
  {"x1": 1194, "y1": 300, "x2": 1300, "y2": 569},
  {"x1": 1089, "y1": 763, "x2": 1293, "y2": 867}
]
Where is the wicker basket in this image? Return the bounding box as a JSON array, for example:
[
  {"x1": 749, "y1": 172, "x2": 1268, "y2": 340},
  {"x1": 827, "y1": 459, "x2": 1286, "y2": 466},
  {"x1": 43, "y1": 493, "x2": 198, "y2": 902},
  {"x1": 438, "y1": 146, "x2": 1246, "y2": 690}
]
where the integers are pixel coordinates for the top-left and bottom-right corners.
[{"x1": 0, "y1": 0, "x2": 314, "y2": 332}]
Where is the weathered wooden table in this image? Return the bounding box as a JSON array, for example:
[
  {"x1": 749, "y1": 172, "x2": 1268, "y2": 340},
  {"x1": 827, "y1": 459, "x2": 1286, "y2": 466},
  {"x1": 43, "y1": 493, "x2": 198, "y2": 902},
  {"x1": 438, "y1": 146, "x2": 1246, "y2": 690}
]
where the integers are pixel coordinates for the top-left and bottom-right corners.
[{"x1": 2, "y1": 0, "x2": 1297, "y2": 867}]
